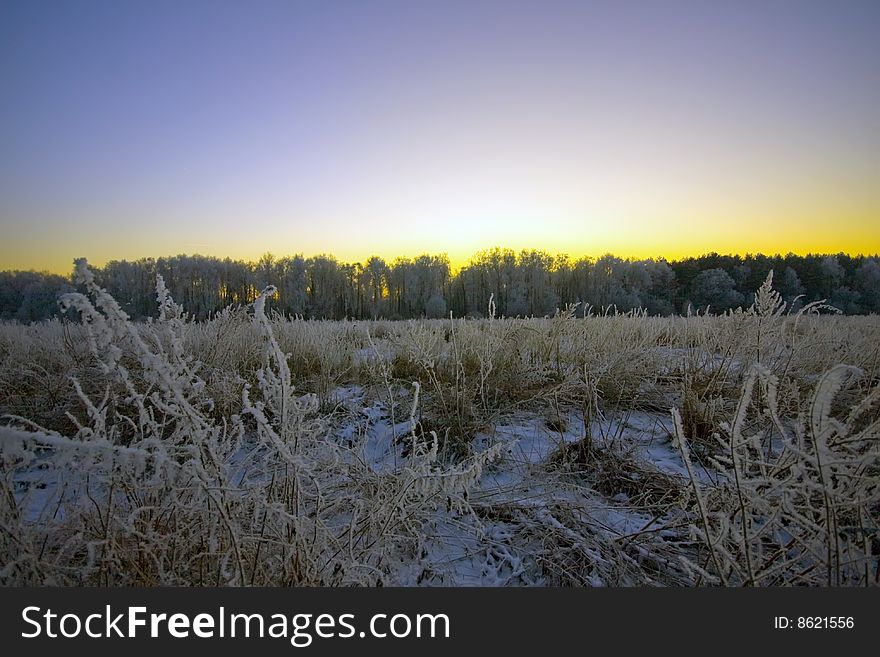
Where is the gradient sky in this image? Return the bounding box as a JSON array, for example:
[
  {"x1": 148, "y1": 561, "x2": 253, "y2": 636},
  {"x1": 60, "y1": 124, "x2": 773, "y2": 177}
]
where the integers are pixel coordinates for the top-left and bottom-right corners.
[{"x1": 1, "y1": 0, "x2": 878, "y2": 273}]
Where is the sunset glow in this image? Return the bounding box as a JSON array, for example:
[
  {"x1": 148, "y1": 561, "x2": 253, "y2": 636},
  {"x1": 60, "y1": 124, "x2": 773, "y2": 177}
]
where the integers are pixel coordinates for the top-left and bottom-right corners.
[{"x1": 1, "y1": 0, "x2": 878, "y2": 273}]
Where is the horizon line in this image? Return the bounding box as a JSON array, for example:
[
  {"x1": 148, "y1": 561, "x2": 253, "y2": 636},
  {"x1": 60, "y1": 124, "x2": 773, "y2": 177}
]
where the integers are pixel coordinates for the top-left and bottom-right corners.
[{"x1": 4, "y1": 246, "x2": 880, "y2": 278}]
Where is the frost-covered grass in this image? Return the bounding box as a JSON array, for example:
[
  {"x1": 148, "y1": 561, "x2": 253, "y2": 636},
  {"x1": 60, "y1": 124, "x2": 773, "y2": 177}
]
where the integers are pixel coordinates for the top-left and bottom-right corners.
[{"x1": 1, "y1": 266, "x2": 878, "y2": 586}]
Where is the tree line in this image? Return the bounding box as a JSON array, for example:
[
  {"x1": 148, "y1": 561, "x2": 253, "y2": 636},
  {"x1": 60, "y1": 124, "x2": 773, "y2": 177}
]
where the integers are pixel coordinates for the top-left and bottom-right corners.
[{"x1": 1, "y1": 249, "x2": 879, "y2": 322}]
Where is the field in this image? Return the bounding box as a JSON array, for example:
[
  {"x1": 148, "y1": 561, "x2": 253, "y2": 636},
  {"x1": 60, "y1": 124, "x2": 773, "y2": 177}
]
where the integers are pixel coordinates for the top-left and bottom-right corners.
[{"x1": 1, "y1": 262, "x2": 878, "y2": 586}]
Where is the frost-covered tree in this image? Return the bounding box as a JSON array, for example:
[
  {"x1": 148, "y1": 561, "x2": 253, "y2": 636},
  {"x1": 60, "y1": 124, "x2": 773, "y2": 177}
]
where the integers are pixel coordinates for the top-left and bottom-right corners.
[
  {"x1": 0, "y1": 250, "x2": 876, "y2": 321},
  {"x1": 306, "y1": 255, "x2": 344, "y2": 318},
  {"x1": 776, "y1": 266, "x2": 805, "y2": 308},
  {"x1": 425, "y1": 292, "x2": 447, "y2": 319},
  {"x1": 642, "y1": 260, "x2": 675, "y2": 315},
  {"x1": 854, "y1": 260, "x2": 880, "y2": 313},
  {"x1": 820, "y1": 255, "x2": 845, "y2": 299},
  {"x1": 689, "y1": 268, "x2": 744, "y2": 312}
]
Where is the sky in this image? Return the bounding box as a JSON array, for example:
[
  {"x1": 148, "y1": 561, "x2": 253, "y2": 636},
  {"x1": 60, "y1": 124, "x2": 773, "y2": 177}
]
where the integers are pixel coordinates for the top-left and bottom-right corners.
[{"x1": 1, "y1": 0, "x2": 878, "y2": 274}]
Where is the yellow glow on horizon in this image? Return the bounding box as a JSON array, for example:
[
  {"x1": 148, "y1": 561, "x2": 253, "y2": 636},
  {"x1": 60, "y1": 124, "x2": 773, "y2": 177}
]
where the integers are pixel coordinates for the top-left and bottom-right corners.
[
  {"x1": 4, "y1": 207, "x2": 877, "y2": 277},
  {"x1": 3, "y1": 1, "x2": 879, "y2": 281},
  {"x1": 3, "y1": 148, "x2": 877, "y2": 275}
]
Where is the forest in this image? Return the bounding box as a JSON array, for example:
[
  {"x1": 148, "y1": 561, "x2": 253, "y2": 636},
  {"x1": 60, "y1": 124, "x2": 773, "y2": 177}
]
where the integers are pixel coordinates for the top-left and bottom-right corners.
[{"x1": 1, "y1": 249, "x2": 879, "y2": 322}]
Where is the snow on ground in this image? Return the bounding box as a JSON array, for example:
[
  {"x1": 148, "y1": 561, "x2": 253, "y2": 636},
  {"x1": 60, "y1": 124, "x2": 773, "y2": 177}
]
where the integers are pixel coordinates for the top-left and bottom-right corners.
[
  {"x1": 11, "y1": 383, "x2": 705, "y2": 585},
  {"x1": 13, "y1": 452, "x2": 60, "y2": 522},
  {"x1": 319, "y1": 385, "x2": 703, "y2": 584}
]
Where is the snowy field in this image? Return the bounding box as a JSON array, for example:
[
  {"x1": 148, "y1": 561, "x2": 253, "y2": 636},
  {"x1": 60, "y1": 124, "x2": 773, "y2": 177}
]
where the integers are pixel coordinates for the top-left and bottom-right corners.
[{"x1": 1, "y1": 265, "x2": 878, "y2": 586}]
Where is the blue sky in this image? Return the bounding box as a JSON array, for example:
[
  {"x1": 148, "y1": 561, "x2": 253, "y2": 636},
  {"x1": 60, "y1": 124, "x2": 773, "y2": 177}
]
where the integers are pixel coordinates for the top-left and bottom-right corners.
[{"x1": 2, "y1": 0, "x2": 878, "y2": 271}]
